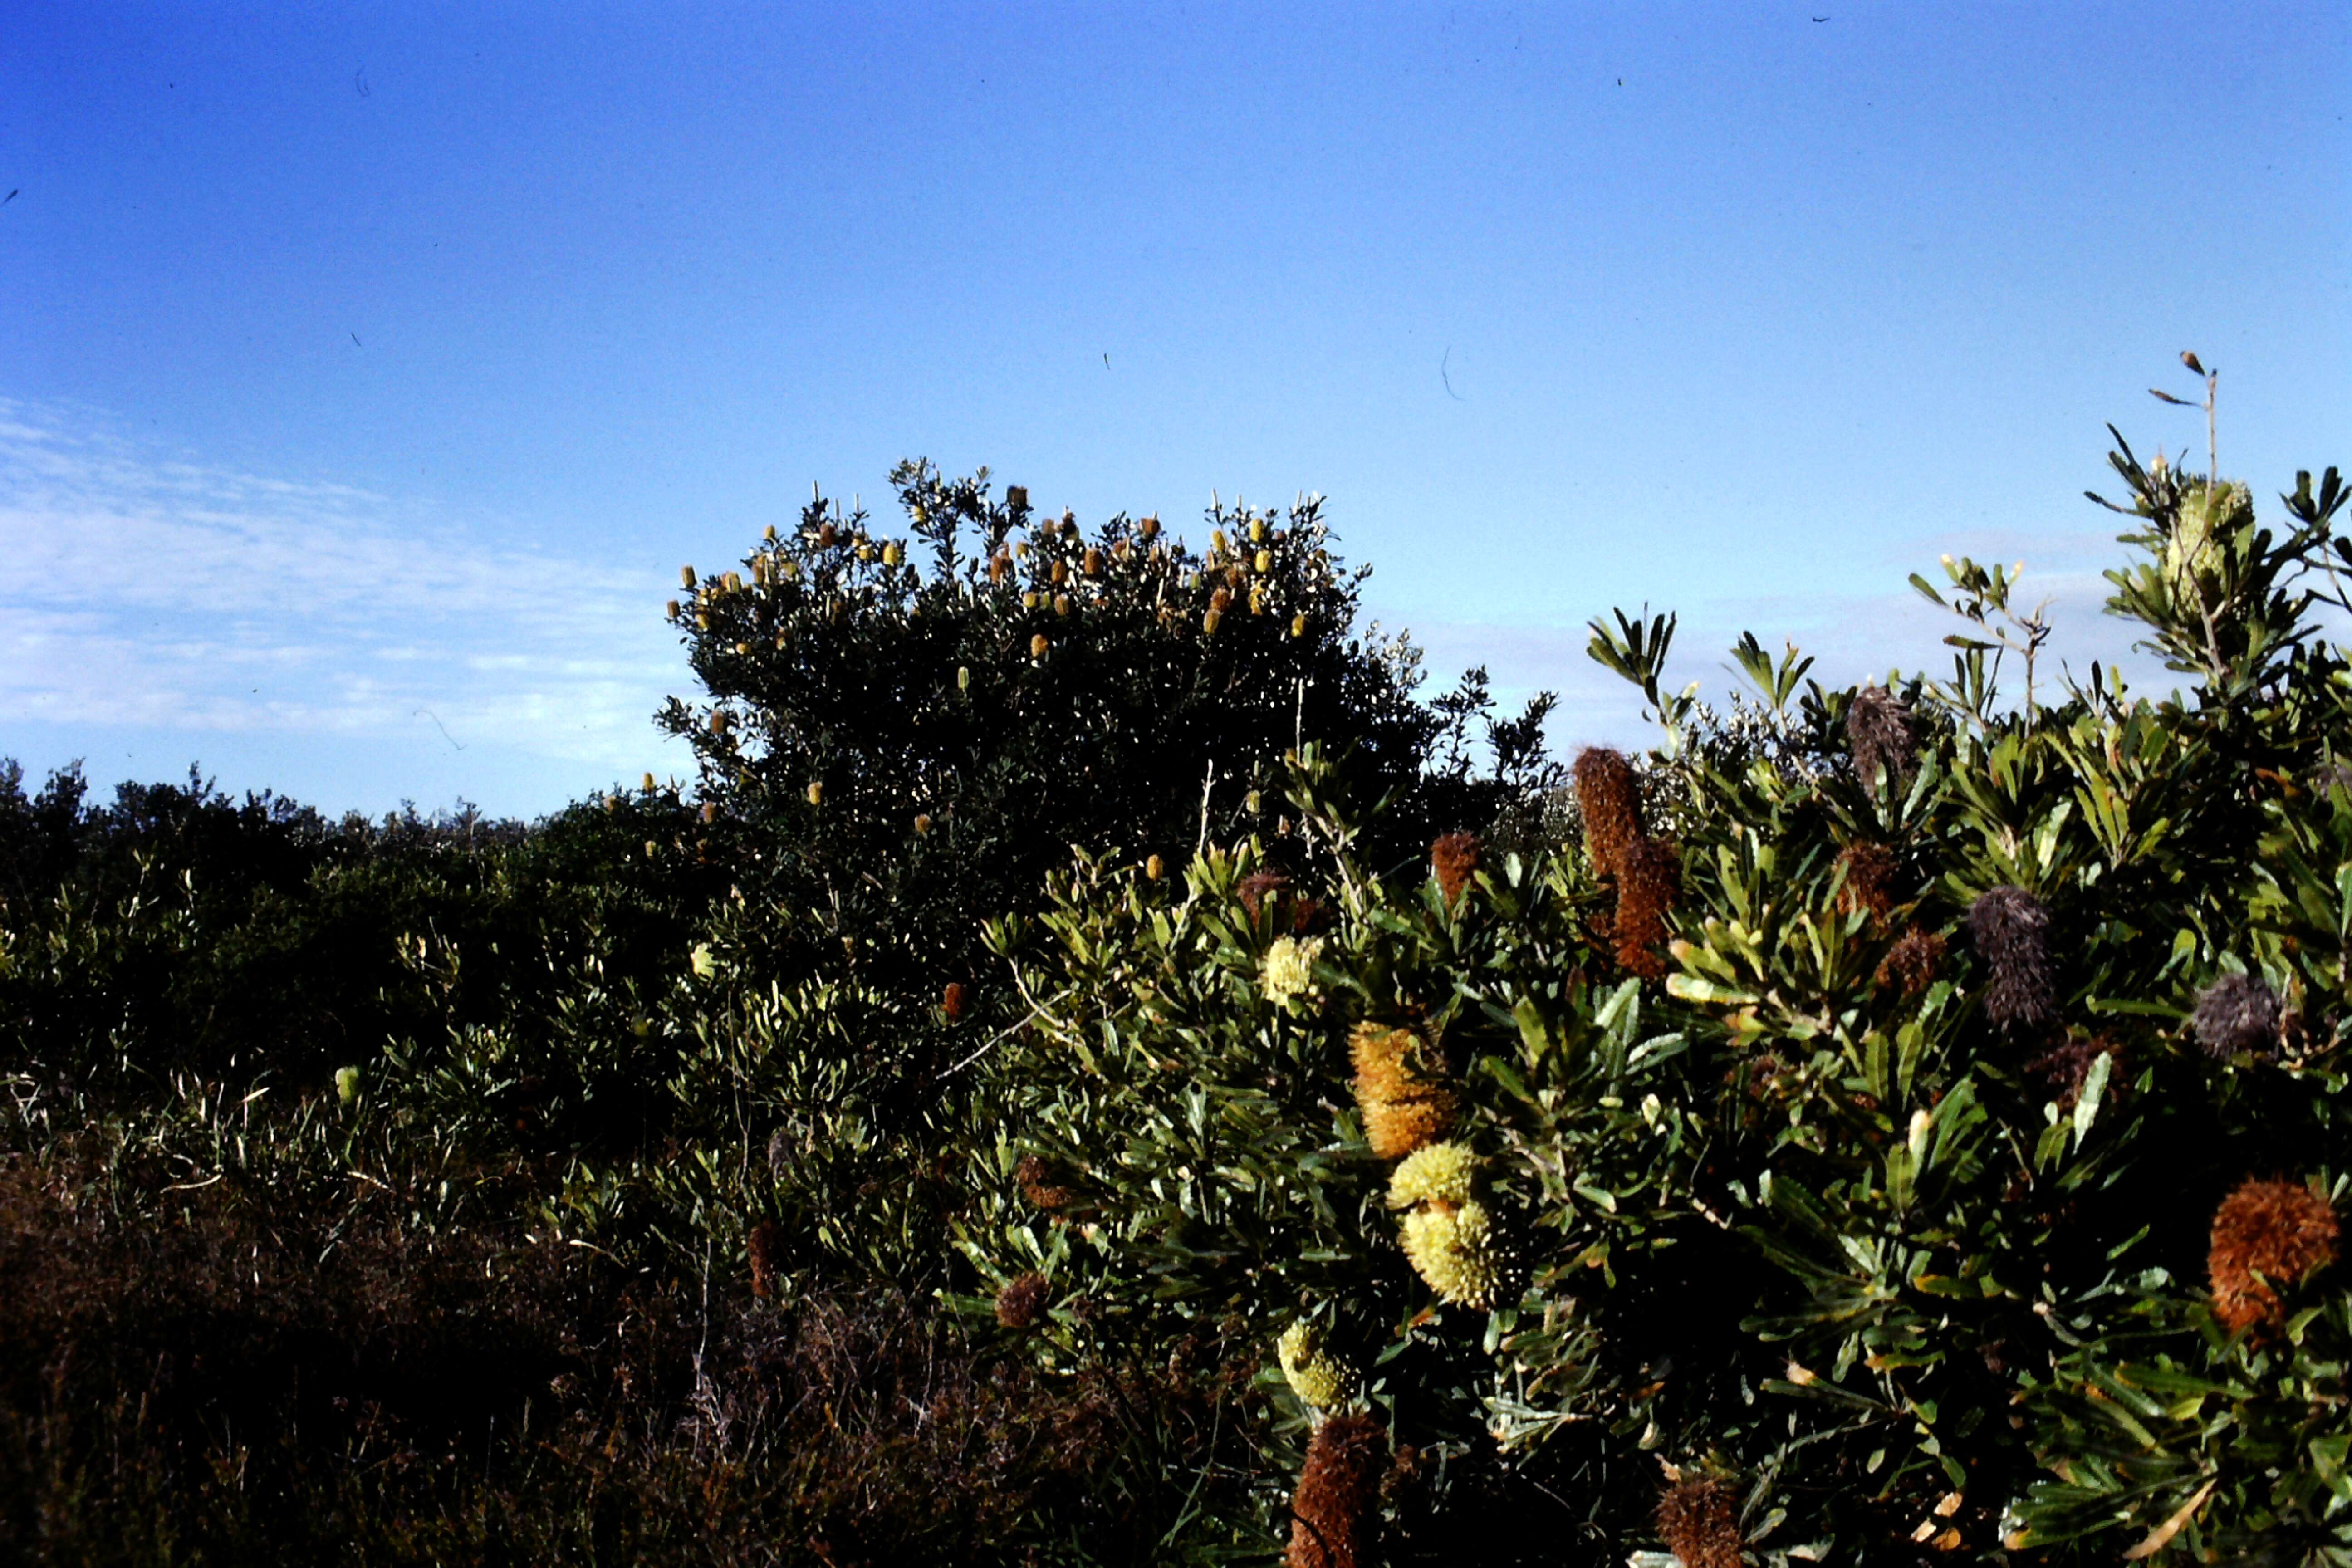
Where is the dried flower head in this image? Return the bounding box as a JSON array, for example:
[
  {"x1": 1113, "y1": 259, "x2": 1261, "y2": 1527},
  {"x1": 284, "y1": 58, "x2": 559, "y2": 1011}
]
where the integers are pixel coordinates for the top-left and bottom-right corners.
[
  {"x1": 1876, "y1": 926, "x2": 1946, "y2": 997},
  {"x1": 1285, "y1": 1412, "x2": 1387, "y2": 1568},
  {"x1": 1388, "y1": 1141, "x2": 1478, "y2": 1210},
  {"x1": 1614, "y1": 838, "x2": 1681, "y2": 979},
  {"x1": 1573, "y1": 748, "x2": 1643, "y2": 881},
  {"x1": 748, "y1": 1219, "x2": 785, "y2": 1299},
  {"x1": 2025, "y1": 1034, "x2": 2124, "y2": 1112},
  {"x1": 1398, "y1": 1199, "x2": 1505, "y2": 1308},
  {"x1": 1847, "y1": 685, "x2": 1919, "y2": 792},
  {"x1": 941, "y1": 981, "x2": 965, "y2": 1019},
  {"x1": 2209, "y1": 1177, "x2": 2339, "y2": 1338},
  {"x1": 1084, "y1": 546, "x2": 1104, "y2": 576},
  {"x1": 1969, "y1": 886, "x2": 2057, "y2": 1037},
  {"x1": 995, "y1": 1272, "x2": 1053, "y2": 1329},
  {"x1": 1277, "y1": 1320, "x2": 1357, "y2": 1411},
  {"x1": 1349, "y1": 1023, "x2": 1457, "y2": 1159},
  {"x1": 989, "y1": 553, "x2": 1011, "y2": 583},
  {"x1": 1004, "y1": 484, "x2": 1029, "y2": 510},
  {"x1": 1655, "y1": 1476, "x2": 1743, "y2": 1568},
  {"x1": 1015, "y1": 1153, "x2": 1077, "y2": 1213},
  {"x1": 1137, "y1": 514, "x2": 1160, "y2": 540},
  {"x1": 1239, "y1": 869, "x2": 1293, "y2": 922},
  {"x1": 2192, "y1": 972, "x2": 2281, "y2": 1060},
  {"x1": 1431, "y1": 833, "x2": 1481, "y2": 906},
  {"x1": 1834, "y1": 841, "x2": 1900, "y2": 926},
  {"x1": 1261, "y1": 935, "x2": 1325, "y2": 1004}
]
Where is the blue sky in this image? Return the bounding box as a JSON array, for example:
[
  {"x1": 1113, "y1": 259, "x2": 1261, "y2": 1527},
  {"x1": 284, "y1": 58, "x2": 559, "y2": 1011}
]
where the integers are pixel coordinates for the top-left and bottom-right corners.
[{"x1": 5, "y1": 2, "x2": 2346, "y2": 817}]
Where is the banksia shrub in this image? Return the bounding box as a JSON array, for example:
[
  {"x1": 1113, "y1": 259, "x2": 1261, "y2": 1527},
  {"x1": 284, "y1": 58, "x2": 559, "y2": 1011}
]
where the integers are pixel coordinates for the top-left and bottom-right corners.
[
  {"x1": 995, "y1": 1272, "x2": 1053, "y2": 1329},
  {"x1": 1834, "y1": 841, "x2": 1899, "y2": 926},
  {"x1": 1277, "y1": 1319, "x2": 1358, "y2": 1411},
  {"x1": 1876, "y1": 925, "x2": 1946, "y2": 996},
  {"x1": 1614, "y1": 838, "x2": 1680, "y2": 979},
  {"x1": 1431, "y1": 832, "x2": 1480, "y2": 906},
  {"x1": 2191, "y1": 972, "x2": 2279, "y2": 1059},
  {"x1": 2209, "y1": 1177, "x2": 2339, "y2": 1338},
  {"x1": 1284, "y1": 1412, "x2": 1387, "y2": 1568},
  {"x1": 1968, "y1": 886, "x2": 2056, "y2": 1037},
  {"x1": 1847, "y1": 684, "x2": 1919, "y2": 790},
  {"x1": 1349, "y1": 1023, "x2": 1456, "y2": 1160},
  {"x1": 1655, "y1": 1476, "x2": 1743, "y2": 1568},
  {"x1": 1573, "y1": 747, "x2": 1642, "y2": 880}
]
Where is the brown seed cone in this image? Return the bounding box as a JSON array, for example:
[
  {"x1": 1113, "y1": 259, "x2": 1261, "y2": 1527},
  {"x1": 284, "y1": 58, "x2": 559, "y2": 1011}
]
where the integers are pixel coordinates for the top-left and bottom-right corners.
[
  {"x1": 1834, "y1": 841, "x2": 1900, "y2": 927},
  {"x1": 747, "y1": 1220, "x2": 785, "y2": 1299},
  {"x1": 1573, "y1": 748, "x2": 1642, "y2": 882},
  {"x1": 2210, "y1": 1176, "x2": 2339, "y2": 1338},
  {"x1": 1613, "y1": 838, "x2": 1681, "y2": 979},
  {"x1": 995, "y1": 1272, "x2": 1052, "y2": 1329},
  {"x1": 1015, "y1": 1153, "x2": 1078, "y2": 1213},
  {"x1": 1968, "y1": 886, "x2": 2057, "y2": 1037},
  {"x1": 1655, "y1": 1477, "x2": 1743, "y2": 1568},
  {"x1": 1285, "y1": 1412, "x2": 1387, "y2": 1568},
  {"x1": 1847, "y1": 684, "x2": 1919, "y2": 791},
  {"x1": 1238, "y1": 869, "x2": 1293, "y2": 923},
  {"x1": 2191, "y1": 972, "x2": 2281, "y2": 1060},
  {"x1": 1876, "y1": 926, "x2": 1946, "y2": 997},
  {"x1": 1431, "y1": 832, "x2": 1481, "y2": 906}
]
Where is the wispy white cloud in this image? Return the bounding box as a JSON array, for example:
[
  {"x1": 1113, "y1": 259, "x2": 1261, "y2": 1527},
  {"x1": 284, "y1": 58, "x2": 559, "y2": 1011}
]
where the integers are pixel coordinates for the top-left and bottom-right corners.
[
  {"x1": 1392, "y1": 522, "x2": 2210, "y2": 752},
  {"x1": 0, "y1": 400, "x2": 686, "y2": 771}
]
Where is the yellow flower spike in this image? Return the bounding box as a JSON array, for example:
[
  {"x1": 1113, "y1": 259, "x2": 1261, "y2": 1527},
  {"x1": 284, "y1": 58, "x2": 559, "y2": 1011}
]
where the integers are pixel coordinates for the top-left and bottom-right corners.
[
  {"x1": 763, "y1": 524, "x2": 778, "y2": 542},
  {"x1": 1277, "y1": 1320, "x2": 1357, "y2": 1411},
  {"x1": 665, "y1": 599, "x2": 681, "y2": 620},
  {"x1": 1388, "y1": 1141, "x2": 1478, "y2": 1210},
  {"x1": 1398, "y1": 1200, "x2": 1505, "y2": 1308},
  {"x1": 806, "y1": 781, "x2": 824, "y2": 807},
  {"x1": 1260, "y1": 935, "x2": 1325, "y2": 1004},
  {"x1": 1254, "y1": 549, "x2": 1273, "y2": 574},
  {"x1": 882, "y1": 541, "x2": 903, "y2": 567},
  {"x1": 1031, "y1": 633, "x2": 1050, "y2": 659},
  {"x1": 681, "y1": 565, "x2": 697, "y2": 588},
  {"x1": 1202, "y1": 608, "x2": 1222, "y2": 636},
  {"x1": 1291, "y1": 614, "x2": 1307, "y2": 639},
  {"x1": 1145, "y1": 853, "x2": 1165, "y2": 880},
  {"x1": 1211, "y1": 529, "x2": 1228, "y2": 554},
  {"x1": 1054, "y1": 593, "x2": 1072, "y2": 617},
  {"x1": 1250, "y1": 518, "x2": 1268, "y2": 544},
  {"x1": 914, "y1": 813, "x2": 933, "y2": 836},
  {"x1": 1024, "y1": 591, "x2": 1042, "y2": 611},
  {"x1": 641, "y1": 773, "x2": 657, "y2": 794},
  {"x1": 956, "y1": 665, "x2": 971, "y2": 691}
]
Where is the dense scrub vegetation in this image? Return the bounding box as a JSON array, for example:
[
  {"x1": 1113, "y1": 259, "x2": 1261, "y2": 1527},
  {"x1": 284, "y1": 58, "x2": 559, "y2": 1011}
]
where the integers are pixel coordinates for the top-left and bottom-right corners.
[{"x1": 6, "y1": 395, "x2": 2352, "y2": 1565}]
